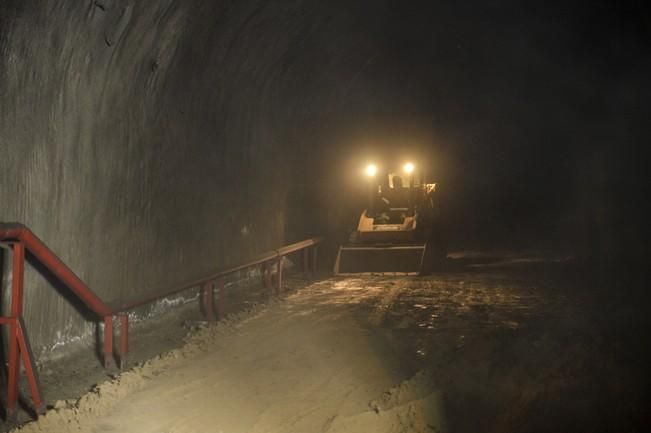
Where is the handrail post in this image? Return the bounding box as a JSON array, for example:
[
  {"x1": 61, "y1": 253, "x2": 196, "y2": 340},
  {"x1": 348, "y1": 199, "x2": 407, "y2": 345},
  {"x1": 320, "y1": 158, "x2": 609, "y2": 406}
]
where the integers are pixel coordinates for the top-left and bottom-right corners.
[
  {"x1": 263, "y1": 261, "x2": 272, "y2": 290},
  {"x1": 9, "y1": 242, "x2": 25, "y2": 316},
  {"x1": 6, "y1": 317, "x2": 20, "y2": 422},
  {"x1": 302, "y1": 248, "x2": 310, "y2": 279},
  {"x1": 103, "y1": 316, "x2": 114, "y2": 369},
  {"x1": 216, "y1": 278, "x2": 226, "y2": 320},
  {"x1": 119, "y1": 314, "x2": 129, "y2": 370},
  {"x1": 6, "y1": 242, "x2": 25, "y2": 422},
  {"x1": 17, "y1": 317, "x2": 45, "y2": 415},
  {"x1": 201, "y1": 282, "x2": 215, "y2": 321},
  {"x1": 310, "y1": 245, "x2": 318, "y2": 275},
  {"x1": 276, "y1": 257, "x2": 284, "y2": 292}
]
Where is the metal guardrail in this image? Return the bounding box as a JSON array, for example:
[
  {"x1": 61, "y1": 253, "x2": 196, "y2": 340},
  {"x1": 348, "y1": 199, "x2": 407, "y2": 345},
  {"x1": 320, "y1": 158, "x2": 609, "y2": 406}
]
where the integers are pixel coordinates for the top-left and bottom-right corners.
[{"x1": 0, "y1": 222, "x2": 321, "y2": 422}]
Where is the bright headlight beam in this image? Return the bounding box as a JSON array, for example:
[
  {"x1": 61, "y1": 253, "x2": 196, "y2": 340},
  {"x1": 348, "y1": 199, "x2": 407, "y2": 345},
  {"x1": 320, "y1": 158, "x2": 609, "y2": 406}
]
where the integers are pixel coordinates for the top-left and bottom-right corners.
[
  {"x1": 403, "y1": 162, "x2": 415, "y2": 174},
  {"x1": 365, "y1": 164, "x2": 378, "y2": 177}
]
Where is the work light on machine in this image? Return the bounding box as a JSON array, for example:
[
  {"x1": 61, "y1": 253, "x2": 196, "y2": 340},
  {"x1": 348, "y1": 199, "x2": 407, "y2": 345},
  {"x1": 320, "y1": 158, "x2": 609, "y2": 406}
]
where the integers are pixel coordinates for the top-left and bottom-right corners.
[
  {"x1": 365, "y1": 164, "x2": 378, "y2": 177},
  {"x1": 403, "y1": 162, "x2": 415, "y2": 174}
]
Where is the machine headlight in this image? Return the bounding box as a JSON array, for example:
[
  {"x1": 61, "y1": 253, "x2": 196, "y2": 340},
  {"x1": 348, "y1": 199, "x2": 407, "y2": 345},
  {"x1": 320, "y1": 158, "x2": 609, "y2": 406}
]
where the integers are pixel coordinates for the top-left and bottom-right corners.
[{"x1": 403, "y1": 162, "x2": 415, "y2": 174}]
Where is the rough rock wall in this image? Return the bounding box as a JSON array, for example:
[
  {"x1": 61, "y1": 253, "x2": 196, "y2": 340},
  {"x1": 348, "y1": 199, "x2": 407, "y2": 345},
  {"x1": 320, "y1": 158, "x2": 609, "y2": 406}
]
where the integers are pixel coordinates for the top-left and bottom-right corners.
[
  {"x1": 0, "y1": 0, "x2": 378, "y2": 358},
  {"x1": 3, "y1": 0, "x2": 645, "y2": 359}
]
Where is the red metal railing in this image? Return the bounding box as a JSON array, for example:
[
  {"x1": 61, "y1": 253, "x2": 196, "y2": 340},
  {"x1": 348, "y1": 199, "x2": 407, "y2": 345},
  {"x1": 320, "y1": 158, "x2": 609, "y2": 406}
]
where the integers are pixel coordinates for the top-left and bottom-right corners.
[{"x1": 0, "y1": 223, "x2": 321, "y2": 421}]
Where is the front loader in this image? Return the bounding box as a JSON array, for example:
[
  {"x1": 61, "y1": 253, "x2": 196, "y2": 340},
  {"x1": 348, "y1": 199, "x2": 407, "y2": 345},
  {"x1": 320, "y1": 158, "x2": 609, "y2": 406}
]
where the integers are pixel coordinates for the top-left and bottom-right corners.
[{"x1": 334, "y1": 162, "x2": 446, "y2": 275}]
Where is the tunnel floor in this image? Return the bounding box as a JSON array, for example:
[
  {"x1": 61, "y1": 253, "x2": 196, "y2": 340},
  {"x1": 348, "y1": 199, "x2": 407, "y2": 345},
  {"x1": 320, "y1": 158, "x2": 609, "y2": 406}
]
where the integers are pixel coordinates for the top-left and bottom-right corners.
[{"x1": 10, "y1": 256, "x2": 649, "y2": 433}]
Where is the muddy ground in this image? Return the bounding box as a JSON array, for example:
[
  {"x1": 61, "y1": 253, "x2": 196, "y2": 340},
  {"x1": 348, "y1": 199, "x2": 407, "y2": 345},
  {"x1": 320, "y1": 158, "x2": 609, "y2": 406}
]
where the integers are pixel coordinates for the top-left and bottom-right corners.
[{"x1": 4, "y1": 254, "x2": 650, "y2": 432}]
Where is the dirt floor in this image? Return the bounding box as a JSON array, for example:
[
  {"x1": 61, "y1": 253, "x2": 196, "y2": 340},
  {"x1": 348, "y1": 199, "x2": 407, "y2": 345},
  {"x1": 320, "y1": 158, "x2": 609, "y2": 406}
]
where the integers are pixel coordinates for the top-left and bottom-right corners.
[{"x1": 5, "y1": 254, "x2": 650, "y2": 433}]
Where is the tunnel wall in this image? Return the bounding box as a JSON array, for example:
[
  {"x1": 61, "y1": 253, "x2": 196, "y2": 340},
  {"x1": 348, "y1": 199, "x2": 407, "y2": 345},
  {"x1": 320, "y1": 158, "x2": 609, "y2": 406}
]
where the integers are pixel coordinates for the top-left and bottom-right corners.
[
  {"x1": 0, "y1": 0, "x2": 378, "y2": 359},
  {"x1": 2, "y1": 0, "x2": 646, "y2": 359}
]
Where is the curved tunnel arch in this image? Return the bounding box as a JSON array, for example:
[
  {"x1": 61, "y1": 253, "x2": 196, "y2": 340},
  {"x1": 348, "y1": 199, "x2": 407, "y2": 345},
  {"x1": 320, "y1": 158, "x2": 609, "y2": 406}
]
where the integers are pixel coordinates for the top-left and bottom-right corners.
[
  {"x1": 0, "y1": 0, "x2": 647, "y2": 357},
  {"x1": 0, "y1": 0, "x2": 397, "y2": 353}
]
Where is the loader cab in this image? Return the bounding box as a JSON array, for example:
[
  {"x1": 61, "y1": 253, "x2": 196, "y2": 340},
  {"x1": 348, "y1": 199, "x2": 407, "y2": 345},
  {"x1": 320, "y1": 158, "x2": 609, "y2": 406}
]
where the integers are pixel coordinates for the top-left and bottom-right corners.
[
  {"x1": 358, "y1": 163, "x2": 420, "y2": 241},
  {"x1": 370, "y1": 173, "x2": 409, "y2": 224},
  {"x1": 385, "y1": 173, "x2": 410, "y2": 209},
  {"x1": 368, "y1": 169, "x2": 416, "y2": 221}
]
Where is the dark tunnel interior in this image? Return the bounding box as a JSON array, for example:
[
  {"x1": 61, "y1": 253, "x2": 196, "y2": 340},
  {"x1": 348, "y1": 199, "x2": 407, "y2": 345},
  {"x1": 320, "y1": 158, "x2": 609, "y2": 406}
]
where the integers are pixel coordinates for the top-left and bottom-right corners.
[{"x1": 0, "y1": 0, "x2": 649, "y2": 431}]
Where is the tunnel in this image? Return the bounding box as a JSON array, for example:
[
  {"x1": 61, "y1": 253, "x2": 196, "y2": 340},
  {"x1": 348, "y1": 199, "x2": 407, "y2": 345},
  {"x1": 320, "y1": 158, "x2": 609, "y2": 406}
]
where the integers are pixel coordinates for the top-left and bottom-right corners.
[{"x1": 0, "y1": 1, "x2": 649, "y2": 432}]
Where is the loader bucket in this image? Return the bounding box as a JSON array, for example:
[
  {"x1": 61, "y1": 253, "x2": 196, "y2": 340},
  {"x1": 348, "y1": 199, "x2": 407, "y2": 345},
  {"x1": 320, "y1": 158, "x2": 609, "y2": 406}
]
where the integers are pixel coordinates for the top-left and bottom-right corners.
[{"x1": 334, "y1": 244, "x2": 427, "y2": 275}]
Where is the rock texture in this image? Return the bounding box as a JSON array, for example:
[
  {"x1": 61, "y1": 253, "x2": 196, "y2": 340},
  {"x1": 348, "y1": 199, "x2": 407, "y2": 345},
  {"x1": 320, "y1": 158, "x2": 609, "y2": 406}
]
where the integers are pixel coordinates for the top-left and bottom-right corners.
[{"x1": 0, "y1": 0, "x2": 380, "y2": 357}]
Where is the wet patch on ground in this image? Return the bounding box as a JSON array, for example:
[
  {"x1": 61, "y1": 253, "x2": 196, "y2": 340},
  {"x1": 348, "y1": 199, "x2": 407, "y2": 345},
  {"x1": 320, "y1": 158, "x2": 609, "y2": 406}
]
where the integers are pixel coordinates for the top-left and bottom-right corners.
[{"x1": 327, "y1": 262, "x2": 649, "y2": 432}]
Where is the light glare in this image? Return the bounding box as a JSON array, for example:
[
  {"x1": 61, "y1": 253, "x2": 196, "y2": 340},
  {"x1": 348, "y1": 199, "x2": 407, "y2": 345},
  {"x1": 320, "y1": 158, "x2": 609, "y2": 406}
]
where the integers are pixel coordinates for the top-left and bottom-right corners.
[
  {"x1": 365, "y1": 164, "x2": 377, "y2": 177},
  {"x1": 403, "y1": 162, "x2": 415, "y2": 174}
]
